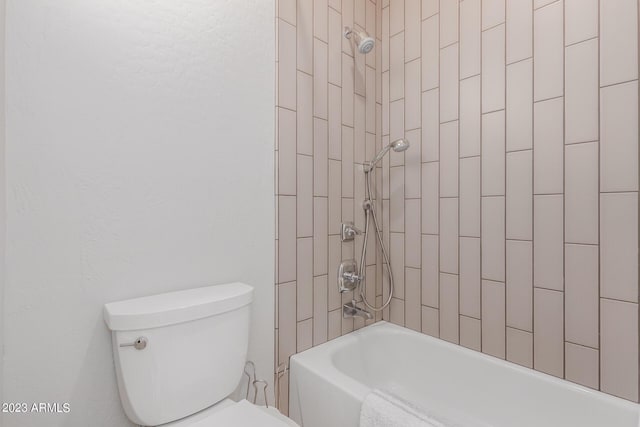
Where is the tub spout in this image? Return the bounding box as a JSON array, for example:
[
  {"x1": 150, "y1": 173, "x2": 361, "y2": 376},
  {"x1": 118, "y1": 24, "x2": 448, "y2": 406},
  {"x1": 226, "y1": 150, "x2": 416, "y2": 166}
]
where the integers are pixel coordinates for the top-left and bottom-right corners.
[{"x1": 343, "y1": 300, "x2": 373, "y2": 320}]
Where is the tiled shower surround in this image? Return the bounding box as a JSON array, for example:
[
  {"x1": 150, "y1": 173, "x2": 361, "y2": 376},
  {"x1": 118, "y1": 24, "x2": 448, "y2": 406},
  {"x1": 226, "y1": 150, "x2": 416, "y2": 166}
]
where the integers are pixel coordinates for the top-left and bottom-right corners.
[{"x1": 276, "y1": 0, "x2": 640, "y2": 411}]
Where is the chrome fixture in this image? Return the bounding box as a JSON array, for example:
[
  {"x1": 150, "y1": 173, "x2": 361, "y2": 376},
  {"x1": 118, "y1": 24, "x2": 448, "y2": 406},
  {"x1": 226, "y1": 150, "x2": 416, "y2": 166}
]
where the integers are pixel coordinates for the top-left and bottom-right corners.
[
  {"x1": 119, "y1": 337, "x2": 148, "y2": 350},
  {"x1": 357, "y1": 138, "x2": 411, "y2": 313},
  {"x1": 344, "y1": 26, "x2": 375, "y2": 54},
  {"x1": 343, "y1": 300, "x2": 373, "y2": 320},
  {"x1": 338, "y1": 260, "x2": 362, "y2": 292},
  {"x1": 341, "y1": 222, "x2": 362, "y2": 242},
  {"x1": 364, "y1": 138, "x2": 411, "y2": 172}
]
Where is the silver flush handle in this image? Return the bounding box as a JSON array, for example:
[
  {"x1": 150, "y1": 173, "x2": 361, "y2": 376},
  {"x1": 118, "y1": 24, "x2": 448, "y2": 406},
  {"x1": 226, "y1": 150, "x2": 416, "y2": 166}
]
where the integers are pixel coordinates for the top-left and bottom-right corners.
[{"x1": 119, "y1": 337, "x2": 148, "y2": 350}]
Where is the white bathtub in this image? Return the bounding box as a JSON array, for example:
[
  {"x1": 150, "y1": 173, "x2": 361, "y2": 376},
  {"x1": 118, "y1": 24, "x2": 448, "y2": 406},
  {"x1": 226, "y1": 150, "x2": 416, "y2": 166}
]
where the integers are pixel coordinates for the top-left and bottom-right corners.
[{"x1": 289, "y1": 321, "x2": 639, "y2": 427}]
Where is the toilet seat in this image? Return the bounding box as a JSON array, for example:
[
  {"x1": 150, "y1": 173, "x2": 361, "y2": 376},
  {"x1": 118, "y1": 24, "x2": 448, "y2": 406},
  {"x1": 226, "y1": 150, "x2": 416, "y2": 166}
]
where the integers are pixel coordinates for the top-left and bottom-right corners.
[{"x1": 163, "y1": 399, "x2": 297, "y2": 427}]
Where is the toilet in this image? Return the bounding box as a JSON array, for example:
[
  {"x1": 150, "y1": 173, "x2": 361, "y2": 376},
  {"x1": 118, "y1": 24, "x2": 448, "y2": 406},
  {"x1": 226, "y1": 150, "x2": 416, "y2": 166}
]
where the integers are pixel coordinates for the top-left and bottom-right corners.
[{"x1": 103, "y1": 282, "x2": 295, "y2": 426}]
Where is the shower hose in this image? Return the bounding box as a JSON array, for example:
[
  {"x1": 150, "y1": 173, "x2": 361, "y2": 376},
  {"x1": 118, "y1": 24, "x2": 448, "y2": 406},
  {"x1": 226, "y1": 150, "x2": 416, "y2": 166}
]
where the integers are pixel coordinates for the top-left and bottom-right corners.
[{"x1": 356, "y1": 167, "x2": 395, "y2": 312}]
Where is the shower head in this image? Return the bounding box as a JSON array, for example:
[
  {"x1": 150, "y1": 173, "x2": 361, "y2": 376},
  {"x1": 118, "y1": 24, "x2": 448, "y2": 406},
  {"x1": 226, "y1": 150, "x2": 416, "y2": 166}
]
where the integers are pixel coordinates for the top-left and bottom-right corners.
[
  {"x1": 344, "y1": 27, "x2": 376, "y2": 54},
  {"x1": 364, "y1": 138, "x2": 411, "y2": 172},
  {"x1": 390, "y1": 138, "x2": 410, "y2": 152}
]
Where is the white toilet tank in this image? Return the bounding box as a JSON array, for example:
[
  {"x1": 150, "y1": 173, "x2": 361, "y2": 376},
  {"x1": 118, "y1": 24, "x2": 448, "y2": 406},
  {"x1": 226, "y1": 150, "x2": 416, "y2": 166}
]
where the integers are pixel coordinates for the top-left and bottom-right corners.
[{"x1": 103, "y1": 282, "x2": 253, "y2": 426}]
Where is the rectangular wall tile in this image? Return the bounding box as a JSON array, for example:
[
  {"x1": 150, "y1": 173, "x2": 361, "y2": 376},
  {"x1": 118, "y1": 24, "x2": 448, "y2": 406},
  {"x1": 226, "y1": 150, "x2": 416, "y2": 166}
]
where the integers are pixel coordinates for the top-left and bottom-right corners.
[
  {"x1": 482, "y1": 110, "x2": 505, "y2": 196},
  {"x1": 422, "y1": 162, "x2": 439, "y2": 234},
  {"x1": 328, "y1": 8, "x2": 342, "y2": 86},
  {"x1": 460, "y1": 156, "x2": 481, "y2": 237},
  {"x1": 439, "y1": 0, "x2": 459, "y2": 47},
  {"x1": 405, "y1": 199, "x2": 421, "y2": 268},
  {"x1": 297, "y1": 155, "x2": 313, "y2": 237},
  {"x1": 313, "y1": 275, "x2": 328, "y2": 345},
  {"x1": 422, "y1": 16, "x2": 440, "y2": 91},
  {"x1": 600, "y1": 81, "x2": 639, "y2": 192},
  {"x1": 506, "y1": 150, "x2": 532, "y2": 240},
  {"x1": 314, "y1": 118, "x2": 328, "y2": 197},
  {"x1": 405, "y1": 267, "x2": 422, "y2": 331},
  {"x1": 405, "y1": 129, "x2": 422, "y2": 199},
  {"x1": 297, "y1": 319, "x2": 313, "y2": 353},
  {"x1": 328, "y1": 85, "x2": 342, "y2": 160},
  {"x1": 534, "y1": 98, "x2": 564, "y2": 194},
  {"x1": 422, "y1": 306, "x2": 439, "y2": 337},
  {"x1": 565, "y1": 0, "x2": 597, "y2": 46},
  {"x1": 533, "y1": 194, "x2": 564, "y2": 291},
  {"x1": 440, "y1": 273, "x2": 460, "y2": 344},
  {"x1": 565, "y1": 343, "x2": 599, "y2": 390},
  {"x1": 600, "y1": 0, "x2": 638, "y2": 86},
  {"x1": 390, "y1": 33, "x2": 405, "y2": 101},
  {"x1": 422, "y1": 89, "x2": 440, "y2": 162},
  {"x1": 440, "y1": 44, "x2": 459, "y2": 122},
  {"x1": 440, "y1": 121, "x2": 459, "y2": 197},
  {"x1": 460, "y1": 316, "x2": 482, "y2": 351},
  {"x1": 460, "y1": 0, "x2": 481, "y2": 79},
  {"x1": 565, "y1": 39, "x2": 598, "y2": 144},
  {"x1": 278, "y1": 281, "x2": 297, "y2": 364},
  {"x1": 482, "y1": 24, "x2": 506, "y2": 113},
  {"x1": 297, "y1": 0, "x2": 313, "y2": 73},
  {"x1": 533, "y1": 2, "x2": 563, "y2": 101},
  {"x1": 534, "y1": 288, "x2": 564, "y2": 378},
  {"x1": 507, "y1": 328, "x2": 533, "y2": 368},
  {"x1": 460, "y1": 75, "x2": 481, "y2": 157},
  {"x1": 405, "y1": 59, "x2": 421, "y2": 130},
  {"x1": 314, "y1": 0, "x2": 328, "y2": 42},
  {"x1": 279, "y1": 196, "x2": 297, "y2": 283},
  {"x1": 278, "y1": 20, "x2": 297, "y2": 110},
  {"x1": 481, "y1": 196, "x2": 505, "y2": 282},
  {"x1": 405, "y1": 0, "x2": 421, "y2": 61},
  {"x1": 313, "y1": 198, "x2": 328, "y2": 276},
  {"x1": 565, "y1": 142, "x2": 598, "y2": 244},
  {"x1": 460, "y1": 237, "x2": 481, "y2": 318},
  {"x1": 279, "y1": 108, "x2": 297, "y2": 195},
  {"x1": 343, "y1": 54, "x2": 355, "y2": 126},
  {"x1": 328, "y1": 160, "x2": 342, "y2": 234},
  {"x1": 314, "y1": 39, "x2": 329, "y2": 119},
  {"x1": 440, "y1": 198, "x2": 459, "y2": 274},
  {"x1": 506, "y1": 0, "x2": 532, "y2": 64},
  {"x1": 601, "y1": 299, "x2": 639, "y2": 401},
  {"x1": 565, "y1": 244, "x2": 599, "y2": 348},
  {"x1": 297, "y1": 72, "x2": 313, "y2": 156},
  {"x1": 600, "y1": 192, "x2": 639, "y2": 302},
  {"x1": 482, "y1": 280, "x2": 506, "y2": 358},
  {"x1": 506, "y1": 59, "x2": 533, "y2": 152},
  {"x1": 297, "y1": 237, "x2": 313, "y2": 320},
  {"x1": 506, "y1": 240, "x2": 533, "y2": 331},
  {"x1": 482, "y1": 0, "x2": 505, "y2": 30},
  {"x1": 390, "y1": 166, "x2": 405, "y2": 232},
  {"x1": 533, "y1": 289, "x2": 564, "y2": 378},
  {"x1": 390, "y1": 232, "x2": 405, "y2": 298},
  {"x1": 422, "y1": 235, "x2": 439, "y2": 307}
]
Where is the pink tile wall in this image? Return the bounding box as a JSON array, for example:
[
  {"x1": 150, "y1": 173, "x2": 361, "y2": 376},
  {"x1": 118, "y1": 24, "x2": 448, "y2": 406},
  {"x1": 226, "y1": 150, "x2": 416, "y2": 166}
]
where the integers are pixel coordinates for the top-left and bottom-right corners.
[
  {"x1": 381, "y1": 0, "x2": 640, "y2": 403},
  {"x1": 275, "y1": 0, "x2": 382, "y2": 413},
  {"x1": 277, "y1": 0, "x2": 640, "y2": 409}
]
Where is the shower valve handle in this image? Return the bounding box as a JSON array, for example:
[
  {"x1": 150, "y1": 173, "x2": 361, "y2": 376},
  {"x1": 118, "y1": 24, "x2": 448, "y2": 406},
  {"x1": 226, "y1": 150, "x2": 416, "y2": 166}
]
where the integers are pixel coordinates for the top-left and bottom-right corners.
[{"x1": 341, "y1": 222, "x2": 362, "y2": 242}]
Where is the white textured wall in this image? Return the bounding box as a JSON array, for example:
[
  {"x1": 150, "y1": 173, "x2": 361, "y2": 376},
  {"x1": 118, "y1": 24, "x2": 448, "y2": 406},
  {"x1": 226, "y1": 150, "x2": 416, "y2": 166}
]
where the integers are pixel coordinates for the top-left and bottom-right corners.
[{"x1": 4, "y1": 1, "x2": 274, "y2": 426}]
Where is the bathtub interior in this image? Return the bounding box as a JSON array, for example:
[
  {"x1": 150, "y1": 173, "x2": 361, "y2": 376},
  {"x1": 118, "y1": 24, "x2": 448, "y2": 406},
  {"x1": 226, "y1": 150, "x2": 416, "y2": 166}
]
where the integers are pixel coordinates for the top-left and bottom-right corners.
[{"x1": 294, "y1": 322, "x2": 639, "y2": 427}]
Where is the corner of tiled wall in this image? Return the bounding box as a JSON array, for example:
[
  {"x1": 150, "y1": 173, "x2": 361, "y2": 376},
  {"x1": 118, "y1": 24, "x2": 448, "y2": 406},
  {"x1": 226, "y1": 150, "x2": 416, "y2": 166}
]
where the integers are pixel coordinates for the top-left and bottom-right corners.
[{"x1": 275, "y1": 0, "x2": 383, "y2": 414}]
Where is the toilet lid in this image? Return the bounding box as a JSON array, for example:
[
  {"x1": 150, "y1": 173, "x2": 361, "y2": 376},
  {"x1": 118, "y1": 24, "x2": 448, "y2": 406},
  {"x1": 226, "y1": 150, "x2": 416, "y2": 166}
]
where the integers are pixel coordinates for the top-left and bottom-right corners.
[{"x1": 172, "y1": 400, "x2": 296, "y2": 427}]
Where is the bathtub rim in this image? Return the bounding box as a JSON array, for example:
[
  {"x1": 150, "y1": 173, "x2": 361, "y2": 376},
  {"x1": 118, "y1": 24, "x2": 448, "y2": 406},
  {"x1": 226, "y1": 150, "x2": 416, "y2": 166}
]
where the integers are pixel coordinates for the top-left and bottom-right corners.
[{"x1": 289, "y1": 321, "x2": 640, "y2": 414}]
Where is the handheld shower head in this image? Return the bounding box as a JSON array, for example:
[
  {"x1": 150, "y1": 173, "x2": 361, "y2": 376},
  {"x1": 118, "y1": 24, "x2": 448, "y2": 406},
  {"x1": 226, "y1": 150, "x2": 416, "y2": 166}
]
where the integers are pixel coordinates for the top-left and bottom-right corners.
[
  {"x1": 344, "y1": 27, "x2": 376, "y2": 54},
  {"x1": 390, "y1": 138, "x2": 410, "y2": 152},
  {"x1": 365, "y1": 139, "x2": 411, "y2": 172}
]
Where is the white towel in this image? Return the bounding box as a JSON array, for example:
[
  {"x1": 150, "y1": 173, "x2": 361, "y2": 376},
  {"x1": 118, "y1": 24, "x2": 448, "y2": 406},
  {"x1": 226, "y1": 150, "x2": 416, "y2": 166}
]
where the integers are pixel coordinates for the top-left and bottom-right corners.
[{"x1": 359, "y1": 389, "x2": 448, "y2": 427}]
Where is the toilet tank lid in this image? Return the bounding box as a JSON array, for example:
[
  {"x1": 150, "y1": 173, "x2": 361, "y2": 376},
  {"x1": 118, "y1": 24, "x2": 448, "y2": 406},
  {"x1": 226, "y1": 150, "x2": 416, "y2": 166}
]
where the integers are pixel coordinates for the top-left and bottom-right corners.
[{"x1": 103, "y1": 282, "x2": 253, "y2": 331}]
